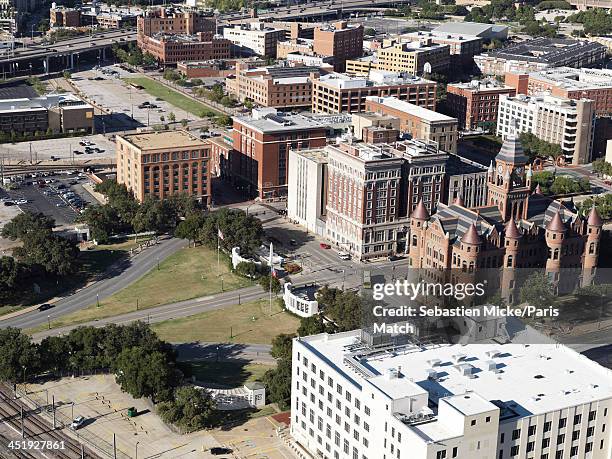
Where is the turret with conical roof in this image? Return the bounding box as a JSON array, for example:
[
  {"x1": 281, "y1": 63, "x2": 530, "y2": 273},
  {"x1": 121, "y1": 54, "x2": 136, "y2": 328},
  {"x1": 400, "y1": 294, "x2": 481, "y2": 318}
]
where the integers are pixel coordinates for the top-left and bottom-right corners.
[
  {"x1": 411, "y1": 198, "x2": 430, "y2": 221},
  {"x1": 461, "y1": 223, "x2": 481, "y2": 246},
  {"x1": 409, "y1": 198, "x2": 430, "y2": 269},
  {"x1": 583, "y1": 205, "x2": 603, "y2": 286},
  {"x1": 545, "y1": 211, "x2": 565, "y2": 282}
]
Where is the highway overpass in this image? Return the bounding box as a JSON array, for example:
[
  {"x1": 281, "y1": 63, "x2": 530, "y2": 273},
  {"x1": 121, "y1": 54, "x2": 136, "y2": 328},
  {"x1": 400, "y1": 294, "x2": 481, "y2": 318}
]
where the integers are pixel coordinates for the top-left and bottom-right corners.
[
  {"x1": 223, "y1": 0, "x2": 410, "y2": 22},
  {"x1": 0, "y1": 29, "x2": 137, "y2": 78}
]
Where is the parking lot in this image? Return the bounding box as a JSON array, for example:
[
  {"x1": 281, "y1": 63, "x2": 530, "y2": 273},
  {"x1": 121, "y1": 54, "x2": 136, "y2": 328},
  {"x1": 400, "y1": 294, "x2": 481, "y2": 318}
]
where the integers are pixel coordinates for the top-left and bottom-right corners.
[
  {"x1": 2, "y1": 134, "x2": 115, "y2": 164},
  {"x1": 70, "y1": 66, "x2": 194, "y2": 128},
  {"x1": 26, "y1": 375, "x2": 291, "y2": 459},
  {"x1": 2, "y1": 173, "x2": 98, "y2": 227}
]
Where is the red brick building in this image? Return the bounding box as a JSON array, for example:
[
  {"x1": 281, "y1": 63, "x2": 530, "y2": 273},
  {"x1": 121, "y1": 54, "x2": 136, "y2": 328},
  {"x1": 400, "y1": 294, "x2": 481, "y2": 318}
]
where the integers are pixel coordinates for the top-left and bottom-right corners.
[
  {"x1": 138, "y1": 34, "x2": 231, "y2": 65},
  {"x1": 446, "y1": 80, "x2": 516, "y2": 130},
  {"x1": 232, "y1": 109, "x2": 327, "y2": 198},
  {"x1": 312, "y1": 21, "x2": 364, "y2": 71},
  {"x1": 137, "y1": 7, "x2": 230, "y2": 65}
]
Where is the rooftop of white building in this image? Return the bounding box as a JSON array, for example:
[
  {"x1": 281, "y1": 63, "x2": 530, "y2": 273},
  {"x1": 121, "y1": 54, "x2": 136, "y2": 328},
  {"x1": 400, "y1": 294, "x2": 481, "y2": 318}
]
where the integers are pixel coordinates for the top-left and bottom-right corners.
[
  {"x1": 298, "y1": 330, "x2": 612, "y2": 423},
  {"x1": 317, "y1": 71, "x2": 430, "y2": 89},
  {"x1": 365, "y1": 96, "x2": 456, "y2": 123},
  {"x1": 529, "y1": 66, "x2": 612, "y2": 90},
  {"x1": 500, "y1": 93, "x2": 585, "y2": 110},
  {"x1": 235, "y1": 108, "x2": 325, "y2": 134}
]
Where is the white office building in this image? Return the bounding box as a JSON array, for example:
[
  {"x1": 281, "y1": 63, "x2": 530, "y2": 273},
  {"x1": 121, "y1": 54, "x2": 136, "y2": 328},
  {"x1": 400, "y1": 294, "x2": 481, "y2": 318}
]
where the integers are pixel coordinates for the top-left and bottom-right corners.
[
  {"x1": 496, "y1": 94, "x2": 595, "y2": 165},
  {"x1": 287, "y1": 147, "x2": 328, "y2": 236},
  {"x1": 291, "y1": 330, "x2": 612, "y2": 459},
  {"x1": 222, "y1": 22, "x2": 285, "y2": 57}
]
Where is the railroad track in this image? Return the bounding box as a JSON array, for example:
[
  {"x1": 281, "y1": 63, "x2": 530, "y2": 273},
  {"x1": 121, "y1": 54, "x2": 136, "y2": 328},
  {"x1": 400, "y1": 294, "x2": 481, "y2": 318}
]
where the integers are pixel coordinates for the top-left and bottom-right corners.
[
  {"x1": 0, "y1": 385, "x2": 98, "y2": 459},
  {"x1": 0, "y1": 431, "x2": 40, "y2": 458}
]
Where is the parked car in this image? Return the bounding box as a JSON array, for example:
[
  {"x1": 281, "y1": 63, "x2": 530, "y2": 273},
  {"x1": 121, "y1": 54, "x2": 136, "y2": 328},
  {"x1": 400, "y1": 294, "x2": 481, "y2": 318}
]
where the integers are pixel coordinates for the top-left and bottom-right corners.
[
  {"x1": 71, "y1": 416, "x2": 85, "y2": 430},
  {"x1": 319, "y1": 243, "x2": 331, "y2": 249}
]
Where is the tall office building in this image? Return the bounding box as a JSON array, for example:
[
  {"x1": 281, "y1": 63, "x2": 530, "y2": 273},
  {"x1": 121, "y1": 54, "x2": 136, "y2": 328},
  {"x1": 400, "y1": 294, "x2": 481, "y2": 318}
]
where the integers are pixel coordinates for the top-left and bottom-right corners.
[{"x1": 291, "y1": 331, "x2": 612, "y2": 459}]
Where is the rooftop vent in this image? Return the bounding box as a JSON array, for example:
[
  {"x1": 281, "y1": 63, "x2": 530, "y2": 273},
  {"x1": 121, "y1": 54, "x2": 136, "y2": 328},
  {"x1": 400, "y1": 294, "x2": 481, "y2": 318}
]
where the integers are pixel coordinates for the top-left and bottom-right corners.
[
  {"x1": 452, "y1": 353, "x2": 467, "y2": 363},
  {"x1": 427, "y1": 358, "x2": 442, "y2": 367},
  {"x1": 485, "y1": 360, "x2": 499, "y2": 373},
  {"x1": 486, "y1": 350, "x2": 501, "y2": 358},
  {"x1": 454, "y1": 363, "x2": 475, "y2": 377}
]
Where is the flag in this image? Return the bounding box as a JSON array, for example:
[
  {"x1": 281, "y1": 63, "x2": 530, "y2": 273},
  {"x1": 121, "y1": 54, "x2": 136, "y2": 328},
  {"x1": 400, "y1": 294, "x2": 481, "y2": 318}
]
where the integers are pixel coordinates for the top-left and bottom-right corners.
[{"x1": 218, "y1": 228, "x2": 224, "y2": 240}]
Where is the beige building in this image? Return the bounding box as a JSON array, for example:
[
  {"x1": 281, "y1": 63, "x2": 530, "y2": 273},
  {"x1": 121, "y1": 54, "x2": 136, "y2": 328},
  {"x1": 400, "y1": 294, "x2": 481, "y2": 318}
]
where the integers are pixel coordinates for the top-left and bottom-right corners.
[
  {"x1": 346, "y1": 38, "x2": 450, "y2": 76},
  {"x1": 225, "y1": 62, "x2": 319, "y2": 109},
  {"x1": 365, "y1": 96, "x2": 458, "y2": 153},
  {"x1": 116, "y1": 130, "x2": 211, "y2": 204},
  {"x1": 312, "y1": 71, "x2": 437, "y2": 114},
  {"x1": 351, "y1": 112, "x2": 400, "y2": 141}
]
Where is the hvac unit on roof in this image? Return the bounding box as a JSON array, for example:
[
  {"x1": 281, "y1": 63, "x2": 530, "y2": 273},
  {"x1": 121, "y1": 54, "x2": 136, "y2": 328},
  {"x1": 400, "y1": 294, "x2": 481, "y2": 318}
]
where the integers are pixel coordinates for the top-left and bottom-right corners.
[
  {"x1": 426, "y1": 369, "x2": 439, "y2": 381},
  {"x1": 486, "y1": 350, "x2": 501, "y2": 358},
  {"x1": 485, "y1": 360, "x2": 499, "y2": 373},
  {"x1": 454, "y1": 363, "x2": 475, "y2": 377},
  {"x1": 427, "y1": 358, "x2": 443, "y2": 367},
  {"x1": 452, "y1": 353, "x2": 467, "y2": 363}
]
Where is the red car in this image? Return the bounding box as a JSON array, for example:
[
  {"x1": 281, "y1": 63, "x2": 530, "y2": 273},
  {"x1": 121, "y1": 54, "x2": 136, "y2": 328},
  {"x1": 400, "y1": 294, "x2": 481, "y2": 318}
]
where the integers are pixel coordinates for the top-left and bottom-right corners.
[{"x1": 320, "y1": 243, "x2": 331, "y2": 249}]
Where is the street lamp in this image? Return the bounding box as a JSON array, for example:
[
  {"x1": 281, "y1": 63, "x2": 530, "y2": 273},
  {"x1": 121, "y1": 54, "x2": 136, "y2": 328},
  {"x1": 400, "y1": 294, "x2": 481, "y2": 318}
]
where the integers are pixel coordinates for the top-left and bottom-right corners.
[{"x1": 47, "y1": 314, "x2": 51, "y2": 330}]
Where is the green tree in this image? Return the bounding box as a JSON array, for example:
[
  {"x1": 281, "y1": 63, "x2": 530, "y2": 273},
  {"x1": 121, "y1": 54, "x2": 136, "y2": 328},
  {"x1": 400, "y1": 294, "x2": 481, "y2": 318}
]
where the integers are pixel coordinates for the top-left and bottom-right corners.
[
  {"x1": 77, "y1": 204, "x2": 121, "y2": 243},
  {"x1": 143, "y1": 52, "x2": 157, "y2": 66},
  {"x1": 0, "y1": 328, "x2": 40, "y2": 383},
  {"x1": 175, "y1": 212, "x2": 207, "y2": 246},
  {"x1": 0, "y1": 256, "x2": 23, "y2": 301},
  {"x1": 520, "y1": 272, "x2": 556, "y2": 309},
  {"x1": 114, "y1": 346, "x2": 179, "y2": 403},
  {"x1": 259, "y1": 274, "x2": 282, "y2": 294},
  {"x1": 198, "y1": 208, "x2": 263, "y2": 256},
  {"x1": 2, "y1": 212, "x2": 54, "y2": 240},
  {"x1": 168, "y1": 112, "x2": 176, "y2": 123},
  {"x1": 262, "y1": 358, "x2": 291, "y2": 409},
  {"x1": 214, "y1": 115, "x2": 232, "y2": 127},
  {"x1": 270, "y1": 333, "x2": 294, "y2": 360},
  {"x1": 132, "y1": 198, "x2": 175, "y2": 235},
  {"x1": 298, "y1": 314, "x2": 332, "y2": 336},
  {"x1": 235, "y1": 261, "x2": 260, "y2": 278},
  {"x1": 157, "y1": 386, "x2": 216, "y2": 432}
]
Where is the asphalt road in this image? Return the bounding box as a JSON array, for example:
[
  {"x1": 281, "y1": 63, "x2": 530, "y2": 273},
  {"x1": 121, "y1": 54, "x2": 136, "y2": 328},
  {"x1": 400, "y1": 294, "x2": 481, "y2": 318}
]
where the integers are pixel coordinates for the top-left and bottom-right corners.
[{"x1": 0, "y1": 237, "x2": 186, "y2": 330}]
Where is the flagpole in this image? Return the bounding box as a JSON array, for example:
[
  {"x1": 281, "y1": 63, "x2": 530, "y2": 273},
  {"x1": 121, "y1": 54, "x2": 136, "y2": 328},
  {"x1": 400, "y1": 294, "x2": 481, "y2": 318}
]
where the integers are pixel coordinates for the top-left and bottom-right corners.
[
  {"x1": 217, "y1": 227, "x2": 220, "y2": 275},
  {"x1": 269, "y1": 242, "x2": 273, "y2": 314}
]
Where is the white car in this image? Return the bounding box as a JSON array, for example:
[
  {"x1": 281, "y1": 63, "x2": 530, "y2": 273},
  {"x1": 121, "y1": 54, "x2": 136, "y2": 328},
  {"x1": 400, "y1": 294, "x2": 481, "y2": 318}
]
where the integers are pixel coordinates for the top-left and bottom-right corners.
[
  {"x1": 15, "y1": 199, "x2": 28, "y2": 205},
  {"x1": 71, "y1": 416, "x2": 85, "y2": 430}
]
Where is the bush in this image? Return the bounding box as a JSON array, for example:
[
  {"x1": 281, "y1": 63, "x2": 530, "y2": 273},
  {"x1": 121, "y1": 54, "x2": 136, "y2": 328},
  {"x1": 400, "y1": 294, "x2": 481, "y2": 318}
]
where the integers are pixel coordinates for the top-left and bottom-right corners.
[
  {"x1": 235, "y1": 261, "x2": 261, "y2": 278},
  {"x1": 157, "y1": 386, "x2": 216, "y2": 432}
]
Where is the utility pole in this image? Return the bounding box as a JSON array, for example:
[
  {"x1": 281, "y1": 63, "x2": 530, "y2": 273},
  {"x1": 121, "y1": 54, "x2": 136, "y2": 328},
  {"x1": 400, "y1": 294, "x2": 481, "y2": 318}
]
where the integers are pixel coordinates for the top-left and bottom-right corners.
[
  {"x1": 113, "y1": 433, "x2": 117, "y2": 459},
  {"x1": 20, "y1": 404, "x2": 24, "y2": 438},
  {"x1": 52, "y1": 395, "x2": 56, "y2": 429}
]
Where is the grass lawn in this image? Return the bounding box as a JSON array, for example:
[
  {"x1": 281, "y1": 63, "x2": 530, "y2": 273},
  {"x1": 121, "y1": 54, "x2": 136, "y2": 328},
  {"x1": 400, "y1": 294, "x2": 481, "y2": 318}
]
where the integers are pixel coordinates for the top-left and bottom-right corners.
[
  {"x1": 0, "y1": 239, "x2": 142, "y2": 319},
  {"x1": 152, "y1": 298, "x2": 299, "y2": 345},
  {"x1": 33, "y1": 246, "x2": 251, "y2": 331},
  {"x1": 123, "y1": 77, "x2": 221, "y2": 117},
  {"x1": 180, "y1": 361, "x2": 275, "y2": 387}
]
